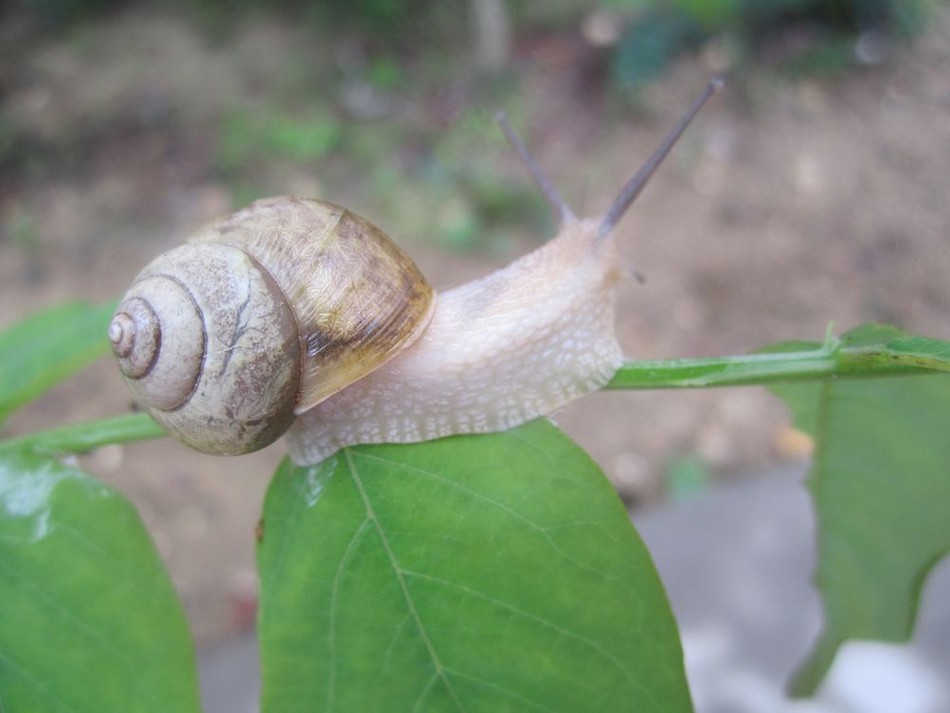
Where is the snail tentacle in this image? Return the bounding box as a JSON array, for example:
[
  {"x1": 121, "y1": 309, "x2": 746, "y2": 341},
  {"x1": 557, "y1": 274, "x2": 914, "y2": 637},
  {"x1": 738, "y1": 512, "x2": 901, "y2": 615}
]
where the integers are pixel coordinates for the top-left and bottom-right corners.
[
  {"x1": 496, "y1": 110, "x2": 576, "y2": 227},
  {"x1": 599, "y1": 76, "x2": 724, "y2": 238}
]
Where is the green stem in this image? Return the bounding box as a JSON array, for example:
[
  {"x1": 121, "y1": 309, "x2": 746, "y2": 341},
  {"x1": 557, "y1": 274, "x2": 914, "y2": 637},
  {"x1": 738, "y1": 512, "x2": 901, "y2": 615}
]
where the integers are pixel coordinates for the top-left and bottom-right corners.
[
  {"x1": 0, "y1": 344, "x2": 943, "y2": 458},
  {"x1": 0, "y1": 412, "x2": 165, "y2": 457},
  {"x1": 606, "y1": 344, "x2": 936, "y2": 390}
]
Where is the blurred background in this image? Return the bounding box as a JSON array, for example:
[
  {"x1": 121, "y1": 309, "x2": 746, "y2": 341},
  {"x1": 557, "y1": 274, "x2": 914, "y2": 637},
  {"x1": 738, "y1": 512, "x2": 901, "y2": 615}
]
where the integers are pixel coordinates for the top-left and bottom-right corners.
[{"x1": 1, "y1": 0, "x2": 948, "y2": 707}]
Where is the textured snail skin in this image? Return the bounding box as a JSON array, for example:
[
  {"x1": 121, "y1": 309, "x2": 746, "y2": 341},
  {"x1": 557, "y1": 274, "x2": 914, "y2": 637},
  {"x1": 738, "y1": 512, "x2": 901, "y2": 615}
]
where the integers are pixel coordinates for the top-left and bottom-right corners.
[{"x1": 286, "y1": 217, "x2": 624, "y2": 464}]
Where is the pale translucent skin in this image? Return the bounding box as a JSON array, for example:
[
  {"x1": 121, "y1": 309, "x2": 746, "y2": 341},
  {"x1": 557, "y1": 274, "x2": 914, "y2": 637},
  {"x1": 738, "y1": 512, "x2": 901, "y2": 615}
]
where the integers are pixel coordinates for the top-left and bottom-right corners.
[{"x1": 285, "y1": 218, "x2": 625, "y2": 465}]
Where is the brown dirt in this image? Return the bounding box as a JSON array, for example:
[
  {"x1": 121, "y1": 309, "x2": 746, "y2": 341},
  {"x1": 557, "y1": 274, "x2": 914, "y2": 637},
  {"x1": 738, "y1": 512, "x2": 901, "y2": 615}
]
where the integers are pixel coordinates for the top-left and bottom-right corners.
[{"x1": 2, "y1": 6, "x2": 948, "y2": 646}]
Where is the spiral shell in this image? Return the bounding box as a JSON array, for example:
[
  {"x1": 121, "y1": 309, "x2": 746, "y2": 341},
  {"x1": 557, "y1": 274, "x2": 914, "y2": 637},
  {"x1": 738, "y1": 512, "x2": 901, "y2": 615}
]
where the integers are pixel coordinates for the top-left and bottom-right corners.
[{"x1": 109, "y1": 197, "x2": 435, "y2": 455}]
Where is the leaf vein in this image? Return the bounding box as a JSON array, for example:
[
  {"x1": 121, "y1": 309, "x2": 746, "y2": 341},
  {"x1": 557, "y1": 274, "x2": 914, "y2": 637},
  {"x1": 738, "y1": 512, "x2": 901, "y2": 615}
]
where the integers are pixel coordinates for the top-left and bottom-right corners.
[
  {"x1": 0, "y1": 649, "x2": 79, "y2": 713},
  {"x1": 354, "y1": 453, "x2": 635, "y2": 594},
  {"x1": 0, "y1": 556, "x2": 135, "y2": 668},
  {"x1": 344, "y1": 449, "x2": 468, "y2": 712},
  {"x1": 443, "y1": 667, "x2": 562, "y2": 712},
  {"x1": 400, "y1": 569, "x2": 637, "y2": 686},
  {"x1": 327, "y1": 517, "x2": 372, "y2": 712}
]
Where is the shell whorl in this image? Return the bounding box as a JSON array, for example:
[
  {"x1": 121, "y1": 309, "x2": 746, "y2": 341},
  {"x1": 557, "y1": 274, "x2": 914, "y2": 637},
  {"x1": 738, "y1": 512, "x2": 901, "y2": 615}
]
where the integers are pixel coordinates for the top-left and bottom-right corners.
[
  {"x1": 111, "y1": 243, "x2": 301, "y2": 455},
  {"x1": 188, "y1": 197, "x2": 436, "y2": 413}
]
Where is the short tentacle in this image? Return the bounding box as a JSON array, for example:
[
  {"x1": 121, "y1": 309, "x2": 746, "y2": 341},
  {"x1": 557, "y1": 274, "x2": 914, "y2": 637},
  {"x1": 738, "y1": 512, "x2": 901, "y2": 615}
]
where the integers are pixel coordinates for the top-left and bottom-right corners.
[{"x1": 495, "y1": 110, "x2": 576, "y2": 226}]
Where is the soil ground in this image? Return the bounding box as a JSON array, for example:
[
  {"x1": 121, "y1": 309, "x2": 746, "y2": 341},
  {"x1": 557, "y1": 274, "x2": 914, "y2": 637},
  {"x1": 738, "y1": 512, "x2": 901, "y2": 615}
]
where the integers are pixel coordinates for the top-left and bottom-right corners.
[{"x1": 2, "y1": 5, "x2": 948, "y2": 646}]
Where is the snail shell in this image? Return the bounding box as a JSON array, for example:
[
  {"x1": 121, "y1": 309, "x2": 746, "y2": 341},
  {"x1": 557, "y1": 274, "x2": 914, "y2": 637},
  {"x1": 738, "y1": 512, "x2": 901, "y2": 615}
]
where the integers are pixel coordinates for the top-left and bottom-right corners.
[{"x1": 109, "y1": 198, "x2": 434, "y2": 455}]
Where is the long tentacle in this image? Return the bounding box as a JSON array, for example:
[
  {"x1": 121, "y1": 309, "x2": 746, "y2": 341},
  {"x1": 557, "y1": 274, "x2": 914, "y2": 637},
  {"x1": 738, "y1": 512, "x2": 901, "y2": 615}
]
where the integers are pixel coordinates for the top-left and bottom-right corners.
[{"x1": 599, "y1": 76, "x2": 724, "y2": 238}]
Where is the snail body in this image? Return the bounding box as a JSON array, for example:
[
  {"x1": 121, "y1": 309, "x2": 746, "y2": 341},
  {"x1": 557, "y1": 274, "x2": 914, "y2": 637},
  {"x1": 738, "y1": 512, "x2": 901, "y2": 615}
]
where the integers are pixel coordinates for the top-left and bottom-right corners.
[
  {"x1": 110, "y1": 80, "x2": 720, "y2": 464},
  {"x1": 286, "y1": 215, "x2": 623, "y2": 463}
]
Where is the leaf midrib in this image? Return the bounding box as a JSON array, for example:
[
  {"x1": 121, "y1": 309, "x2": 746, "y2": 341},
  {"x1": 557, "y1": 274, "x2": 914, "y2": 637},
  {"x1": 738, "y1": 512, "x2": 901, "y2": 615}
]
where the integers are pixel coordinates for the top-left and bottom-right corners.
[{"x1": 344, "y1": 449, "x2": 467, "y2": 712}]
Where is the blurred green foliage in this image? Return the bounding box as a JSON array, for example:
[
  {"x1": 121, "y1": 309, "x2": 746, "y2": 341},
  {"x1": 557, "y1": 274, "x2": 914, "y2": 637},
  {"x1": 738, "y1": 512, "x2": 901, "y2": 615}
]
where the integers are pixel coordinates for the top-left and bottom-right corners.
[
  {"x1": 664, "y1": 453, "x2": 711, "y2": 498},
  {"x1": 612, "y1": 7, "x2": 708, "y2": 90},
  {"x1": 211, "y1": 93, "x2": 548, "y2": 254},
  {"x1": 12, "y1": 0, "x2": 124, "y2": 28},
  {"x1": 216, "y1": 107, "x2": 343, "y2": 171},
  {"x1": 365, "y1": 56, "x2": 406, "y2": 90},
  {"x1": 611, "y1": 0, "x2": 936, "y2": 87},
  {"x1": 675, "y1": 0, "x2": 933, "y2": 35},
  {"x1": 8, "y1": 0, "x2": 466, "y2": 43}
]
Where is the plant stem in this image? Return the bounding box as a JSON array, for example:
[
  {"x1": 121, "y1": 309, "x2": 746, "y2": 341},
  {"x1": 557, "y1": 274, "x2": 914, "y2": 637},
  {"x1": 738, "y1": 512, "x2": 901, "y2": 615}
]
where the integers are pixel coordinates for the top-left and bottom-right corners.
[
  {"x1": 0, "y1": 412, "x2": 164, "y2": 457},
  {"x1": 606, "y1": 344, "x2": 934, "y2": 390},
  {"x1": 0, "y1": 343, "x2": 942, "y2": 458}
]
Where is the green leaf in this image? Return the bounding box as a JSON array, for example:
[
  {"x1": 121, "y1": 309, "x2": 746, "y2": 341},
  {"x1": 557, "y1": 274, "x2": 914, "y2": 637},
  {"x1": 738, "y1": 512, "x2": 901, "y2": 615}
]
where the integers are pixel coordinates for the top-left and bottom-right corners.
[
  {"x1": 258, "y1": 419, "x2": 691, "y2": 713},
  {"x1": 0, "y1": 302, "x2": 116, "y2": 421},
  {"x1": 0, "y1": 450, "x2": 200, "y2": 712},
  {"x1": 769, "y1": 335, "x2": 950, "y2": 696},
  {"x1": 840, "y1": 324, "x2": 950, "y2": 369}
]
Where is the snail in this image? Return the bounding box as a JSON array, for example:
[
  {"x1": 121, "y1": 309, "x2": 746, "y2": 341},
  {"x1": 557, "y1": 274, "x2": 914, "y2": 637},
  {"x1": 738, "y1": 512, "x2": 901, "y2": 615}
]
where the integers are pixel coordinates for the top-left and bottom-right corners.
[{"x1": 109, "y1": 79, "x2": 722, "y2": 465}]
